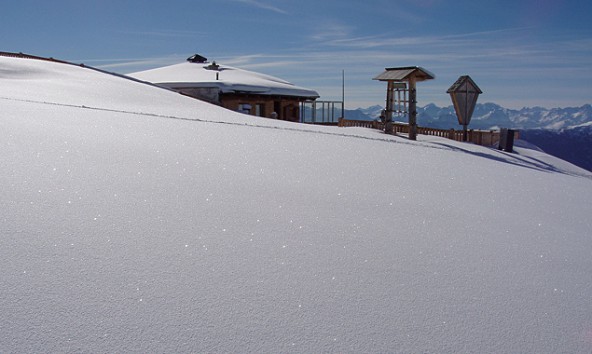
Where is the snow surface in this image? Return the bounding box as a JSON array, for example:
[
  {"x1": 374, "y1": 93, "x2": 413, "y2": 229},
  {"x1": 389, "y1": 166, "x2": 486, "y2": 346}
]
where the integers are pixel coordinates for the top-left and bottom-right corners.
[
  {"x1": 129, "y1": 61, "x2": 319, "y2": 98},
  {"x1": 2, "y1": 56, "x2": 592, "y2": 353}
]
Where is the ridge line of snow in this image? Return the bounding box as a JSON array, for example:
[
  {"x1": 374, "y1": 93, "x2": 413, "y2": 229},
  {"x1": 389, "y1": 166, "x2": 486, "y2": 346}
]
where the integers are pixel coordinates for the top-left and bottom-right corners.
[
  {"x1": 1, "y1": 95, "x2": 449, "y2": 149},
  {"x1": 4, "y1": 96, "x2": 589, "y2": 179},
  {"x1": 0, "y1": 95, "x2": 415, "y2": 143}
]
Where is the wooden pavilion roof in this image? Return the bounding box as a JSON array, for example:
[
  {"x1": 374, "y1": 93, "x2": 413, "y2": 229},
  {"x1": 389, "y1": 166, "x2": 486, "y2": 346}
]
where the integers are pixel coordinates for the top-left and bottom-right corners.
[{"x1": 373, "y1": 66, "x2": 435, "y2": 82}]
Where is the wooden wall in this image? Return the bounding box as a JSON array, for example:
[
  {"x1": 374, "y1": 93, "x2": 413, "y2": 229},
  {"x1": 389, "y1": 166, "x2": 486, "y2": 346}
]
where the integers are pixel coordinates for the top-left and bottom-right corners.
[{"x1": 220, "y1": 94, "x2": 302, "y2": 122}]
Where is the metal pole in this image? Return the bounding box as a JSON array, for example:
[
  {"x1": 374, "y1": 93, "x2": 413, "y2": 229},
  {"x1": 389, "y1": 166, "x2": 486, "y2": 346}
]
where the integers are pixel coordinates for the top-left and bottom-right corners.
[
  {"x1": 342, "y1": 70, "x2": 345, "y2": 119},
  {"x1": 331, "y1": 102, "x2": 335, "y2": 122}
]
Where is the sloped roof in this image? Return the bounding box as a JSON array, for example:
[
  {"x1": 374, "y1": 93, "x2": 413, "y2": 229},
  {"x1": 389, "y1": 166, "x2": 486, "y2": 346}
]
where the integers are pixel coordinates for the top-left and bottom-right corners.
[
  {"x1": 129, "y1": 61, "x2": 319, "y2": 99},
  {"x1": 373, "y1": 66, "x2": 435, "y2": 82}
]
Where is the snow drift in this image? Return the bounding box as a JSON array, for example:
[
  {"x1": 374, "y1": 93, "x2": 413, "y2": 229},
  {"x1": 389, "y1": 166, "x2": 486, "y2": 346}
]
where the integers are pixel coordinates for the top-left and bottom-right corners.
[{"x1": 1, "y1": 55, "x2": 592, "y2": 353}]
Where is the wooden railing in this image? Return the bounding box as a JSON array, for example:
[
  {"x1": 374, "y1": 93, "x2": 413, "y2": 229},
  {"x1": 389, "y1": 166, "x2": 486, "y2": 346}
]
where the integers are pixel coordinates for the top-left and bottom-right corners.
[
  {"x1": 338, "y1": 118, "x2": 519, "y2": 147},
  {"x1": 337, "y1": 119, "x2": 382, "y2": 129}
]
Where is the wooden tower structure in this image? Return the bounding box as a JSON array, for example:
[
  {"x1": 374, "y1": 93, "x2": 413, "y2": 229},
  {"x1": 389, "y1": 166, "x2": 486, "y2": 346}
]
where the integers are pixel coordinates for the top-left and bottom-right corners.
[{"x1": 373, "y1": 66, "x2": 435, "y2": 140}]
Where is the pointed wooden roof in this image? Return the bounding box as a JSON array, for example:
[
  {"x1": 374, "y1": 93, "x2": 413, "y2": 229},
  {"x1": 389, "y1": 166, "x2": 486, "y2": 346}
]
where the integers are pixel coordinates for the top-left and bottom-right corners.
[{"x1": 446, "y1": 75, "x2": 482, "y2": 94}]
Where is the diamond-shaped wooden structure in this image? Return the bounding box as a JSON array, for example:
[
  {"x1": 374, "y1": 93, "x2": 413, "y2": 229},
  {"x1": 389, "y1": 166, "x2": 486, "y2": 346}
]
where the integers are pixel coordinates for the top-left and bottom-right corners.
[{"x1": 447, "y1": 75, "x2": 482, "y2": 141}]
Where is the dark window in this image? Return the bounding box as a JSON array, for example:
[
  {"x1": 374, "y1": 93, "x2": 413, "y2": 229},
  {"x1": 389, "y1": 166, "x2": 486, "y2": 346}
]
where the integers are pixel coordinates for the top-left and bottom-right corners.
[{"x1": 274, "y1": 101, "x2": 281, "y2": 119}]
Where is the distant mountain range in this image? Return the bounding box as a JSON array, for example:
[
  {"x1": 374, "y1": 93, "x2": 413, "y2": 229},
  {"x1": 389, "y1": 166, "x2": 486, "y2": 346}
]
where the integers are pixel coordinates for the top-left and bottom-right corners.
[
  {"x1": 348, "y1": 102, "x2": 592, "y2": 131},
  {"x1": 519, "y1": 127, "x2": 592, "y2": 173},
  {"x1": 345, "y1": 103, "x2": 592, "y2": 172}
]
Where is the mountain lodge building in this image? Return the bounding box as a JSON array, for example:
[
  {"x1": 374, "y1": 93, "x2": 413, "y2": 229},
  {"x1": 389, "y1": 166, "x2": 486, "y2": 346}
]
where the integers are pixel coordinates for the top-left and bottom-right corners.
[{"x1": 129, "y1": 54, "x2": 320, "y2": 122}]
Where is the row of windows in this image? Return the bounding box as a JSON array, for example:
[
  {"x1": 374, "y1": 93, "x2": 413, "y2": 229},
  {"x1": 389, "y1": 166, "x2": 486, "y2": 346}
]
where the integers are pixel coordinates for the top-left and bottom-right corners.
[
  {"x1": 236, "y1": 101, "x2": 299, "y2": 121},
  {"x1": 238, "y1": 103, "x2": 266, "y2": 117}
]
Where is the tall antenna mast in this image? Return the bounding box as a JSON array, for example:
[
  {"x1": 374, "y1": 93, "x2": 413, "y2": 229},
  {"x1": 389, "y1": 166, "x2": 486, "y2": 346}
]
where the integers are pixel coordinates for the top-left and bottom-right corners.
[{"x1": 342, "y1": 69, "x2": 345, "y2": 119}]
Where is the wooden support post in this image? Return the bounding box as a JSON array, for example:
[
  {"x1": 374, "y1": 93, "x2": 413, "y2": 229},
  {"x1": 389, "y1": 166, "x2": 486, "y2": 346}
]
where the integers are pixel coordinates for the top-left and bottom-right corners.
[
  {"x1": 408, "y1": 76, "x2": 417, "y2": 140},
  {"x1": 384, "y1": 81, "x2": 394, "y2": 134}
]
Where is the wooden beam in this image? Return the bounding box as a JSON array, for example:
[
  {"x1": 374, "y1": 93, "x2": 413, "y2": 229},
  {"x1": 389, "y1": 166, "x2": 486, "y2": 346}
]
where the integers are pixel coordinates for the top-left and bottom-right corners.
[
  {"x1": 384, "y1": 81, "x2": 394, "y2": 134},
  {"x1": 408, "y1": 75, "x2": 417, "y2": 140}
]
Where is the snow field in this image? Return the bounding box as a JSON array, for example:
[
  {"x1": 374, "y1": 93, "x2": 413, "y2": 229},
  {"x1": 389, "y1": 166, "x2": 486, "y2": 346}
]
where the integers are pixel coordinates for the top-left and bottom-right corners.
[{"x1": 1, "y1": 56, "x2": 592, "y2": 353}]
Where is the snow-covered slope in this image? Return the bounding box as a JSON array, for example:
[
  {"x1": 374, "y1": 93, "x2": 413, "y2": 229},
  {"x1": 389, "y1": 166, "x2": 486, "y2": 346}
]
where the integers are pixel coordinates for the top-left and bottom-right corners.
[{"x1": 2, "y1": 56, "x2": 592, "y2": 353}]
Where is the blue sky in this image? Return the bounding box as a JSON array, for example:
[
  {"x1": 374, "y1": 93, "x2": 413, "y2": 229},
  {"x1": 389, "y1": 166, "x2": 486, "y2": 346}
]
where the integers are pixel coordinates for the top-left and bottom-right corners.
[{"x1": 3, "y1": 0, "x2": 591, "y2": 109}]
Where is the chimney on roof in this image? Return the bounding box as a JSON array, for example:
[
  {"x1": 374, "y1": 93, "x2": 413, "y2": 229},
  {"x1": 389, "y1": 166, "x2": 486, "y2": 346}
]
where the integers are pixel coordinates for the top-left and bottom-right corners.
[
  {"x1": 187, "y1": 54, "x2": 207, "y2": 63},
  {"x1": 206, "y1": 61, "x2": 220, "y2": 71}
]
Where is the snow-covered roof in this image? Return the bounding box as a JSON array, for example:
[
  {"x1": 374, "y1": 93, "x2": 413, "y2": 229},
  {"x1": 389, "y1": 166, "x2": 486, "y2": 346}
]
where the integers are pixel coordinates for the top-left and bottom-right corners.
[{"x1": 129, "y1": 60, "x2": 320, "y2": 99}]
